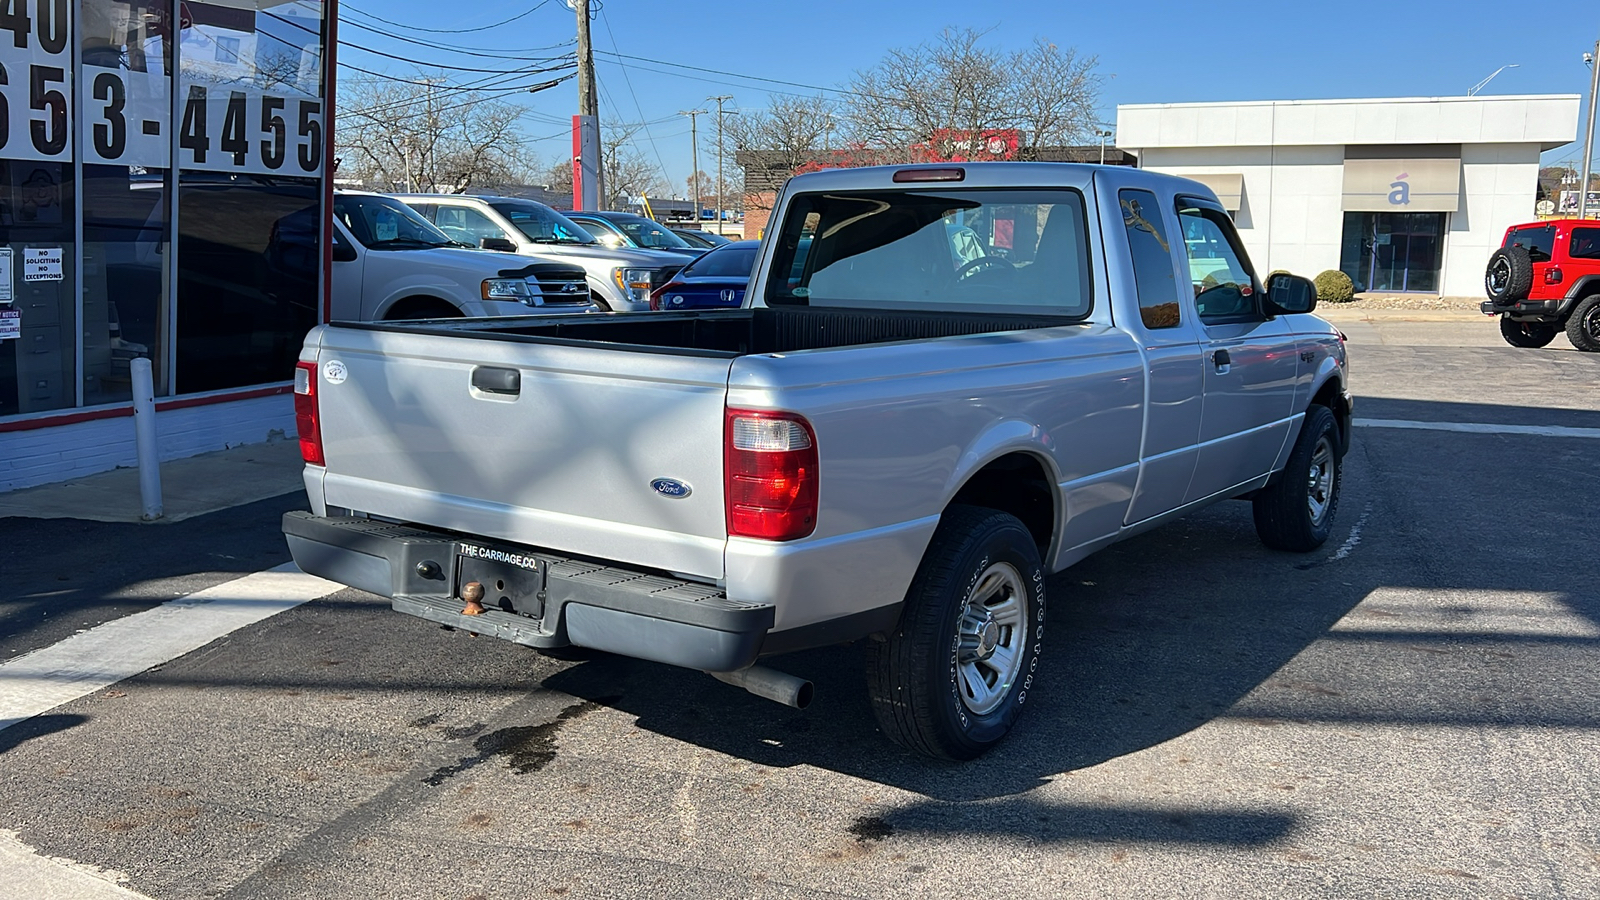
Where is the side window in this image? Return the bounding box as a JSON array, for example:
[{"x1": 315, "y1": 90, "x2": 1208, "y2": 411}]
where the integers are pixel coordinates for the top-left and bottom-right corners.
[
  {"x1": 408, "y1": 203, "x2": 438, "y2": 221},
  {"x1": 435, "y1": 206, "x2": 508, "y2": 245},
  {"x1": 1176, "y1": 201, "x2": 1258, "y2": 324},
  {"x1": 1570, "y1": 228, "x2": 1600, "y2": 261},
  {"x1": 1120, "y1": 189, "x2": 1181, "y2": 329}
]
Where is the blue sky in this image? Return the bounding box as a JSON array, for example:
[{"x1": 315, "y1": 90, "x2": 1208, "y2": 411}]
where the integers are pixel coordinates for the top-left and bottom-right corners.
[{"x1": 333, "y1": 0, "x2": 1600, "y2": 193}]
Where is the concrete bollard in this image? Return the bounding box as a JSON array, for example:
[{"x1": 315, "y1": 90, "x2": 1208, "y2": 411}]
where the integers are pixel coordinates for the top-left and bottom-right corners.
[{"x1": 131, "y1": 357, "x2": 163, "y2": 521}]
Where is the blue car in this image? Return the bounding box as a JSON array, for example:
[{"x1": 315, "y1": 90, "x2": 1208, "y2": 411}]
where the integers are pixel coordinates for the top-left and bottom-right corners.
[{"x1": 648, "y1": 240, "x2": 760, "y2": 310}]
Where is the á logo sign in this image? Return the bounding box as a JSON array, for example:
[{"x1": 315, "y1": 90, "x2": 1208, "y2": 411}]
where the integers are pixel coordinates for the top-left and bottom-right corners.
[{"x1": 1388, "y1": 172, "x2": 1410, "y2": 206}]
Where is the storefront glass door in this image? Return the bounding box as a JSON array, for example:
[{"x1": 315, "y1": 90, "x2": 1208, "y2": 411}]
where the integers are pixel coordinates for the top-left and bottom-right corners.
[{"x1": 1339, "y1": 212, "x2": 1447, "y2": 294}]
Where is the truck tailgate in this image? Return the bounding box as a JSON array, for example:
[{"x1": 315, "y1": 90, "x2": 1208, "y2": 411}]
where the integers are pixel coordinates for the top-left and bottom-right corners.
[{"x1": 310, "y1": 326, "x2": 734, "y2": 579}]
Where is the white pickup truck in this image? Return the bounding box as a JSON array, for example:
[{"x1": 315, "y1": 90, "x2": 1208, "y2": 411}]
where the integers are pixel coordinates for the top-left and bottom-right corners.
[
  {"x1": 323, "y1": 192, "x2": 597, "y2": 320},
  {"x1": 284, "y1": 163, "x2": 1351, "y2": 759}
]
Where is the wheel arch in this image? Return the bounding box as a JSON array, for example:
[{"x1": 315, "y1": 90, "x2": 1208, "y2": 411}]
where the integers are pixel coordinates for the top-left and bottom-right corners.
[
  {"x1": 1309, "y1": 372, "x2": 1351, "y2": 454},
  {"x1": 380, "y1": 294, "x2": 463, "y2": 320},
  {"x1": 944, "y1": 448, "x2": 1058, "y2": 560}
]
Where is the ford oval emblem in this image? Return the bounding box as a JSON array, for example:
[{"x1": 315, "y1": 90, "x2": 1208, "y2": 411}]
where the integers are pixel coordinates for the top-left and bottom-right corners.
[{"x1": 651, "y1": 478, "x2": 692, "y2": 498}]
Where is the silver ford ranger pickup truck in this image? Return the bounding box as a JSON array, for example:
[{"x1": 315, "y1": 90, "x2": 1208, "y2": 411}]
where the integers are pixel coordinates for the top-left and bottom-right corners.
[{"x1": 283, "y1": 163, "x2": 1351, "y2": 760}]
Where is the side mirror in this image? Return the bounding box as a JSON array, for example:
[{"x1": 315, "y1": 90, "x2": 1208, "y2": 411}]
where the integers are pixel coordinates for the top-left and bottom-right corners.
[
  {"x1": 479, "y1": 237, "x2": 518, "y2": 253},
  {"x1": 1264, "y1": 273, "x2": 1317, "y2": 315},
  {"x1": 332, "y1": 240, "x2": 357, "y2": 263}
]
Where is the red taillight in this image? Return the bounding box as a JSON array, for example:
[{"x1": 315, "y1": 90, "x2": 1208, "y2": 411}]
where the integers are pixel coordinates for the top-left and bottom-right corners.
[
  {"x1": 648, "y1": 281, "x2": 682, "y2": 311},
  {"x1": 1545, "y1": 266, "x2": 1563, "y2": 285},
  {"x1": 725, "y1": 408, "x2": 818, "y2": 541},
  {"x1": 293, "y1": 361, "x2": 324, "y2": 466}
]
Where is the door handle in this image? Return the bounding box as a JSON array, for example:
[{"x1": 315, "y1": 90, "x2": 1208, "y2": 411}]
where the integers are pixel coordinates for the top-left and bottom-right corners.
[
  {"x1": 471, "y1": 366, "x2": 521, "y2": 395},
  {"x1": 1212, "y1": 349, "x2": 1232, "y2": 374}
]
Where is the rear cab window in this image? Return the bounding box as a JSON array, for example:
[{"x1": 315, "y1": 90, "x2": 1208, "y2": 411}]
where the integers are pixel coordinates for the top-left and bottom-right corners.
[
  {"x1": 1505, "y1": 225, "x2": 1557, "y2": 262},
  {"x1": 765, "y1": 188, "x2": 1093, "y2": 318}
]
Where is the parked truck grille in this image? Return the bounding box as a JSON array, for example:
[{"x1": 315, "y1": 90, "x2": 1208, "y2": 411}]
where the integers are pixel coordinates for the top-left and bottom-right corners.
[{"x1": 534, "y1": 278, "x2": 593, "y2": 307}]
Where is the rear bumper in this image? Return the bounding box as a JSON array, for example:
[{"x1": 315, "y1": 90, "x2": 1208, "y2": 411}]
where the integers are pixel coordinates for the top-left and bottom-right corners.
[
  {"x1": 1481, "y1": 297, "x2": 1566, "y2": 320},
  {"x1": 282, "y1": 512, "x2": 773, "y2": 672}
]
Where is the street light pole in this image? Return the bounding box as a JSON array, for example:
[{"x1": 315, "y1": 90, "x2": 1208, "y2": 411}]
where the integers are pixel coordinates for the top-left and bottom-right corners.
[
  {"x1": 710, "y1": 96, "x2": 733, "y2": 235},
  {"x1": 1467, "y1": 63, "x2": 1519, "y2": 96},
  {"x1": 680, "y1": 108, "x2": 708, "y2": 226},
  {"x1": 1097, "y1": 129, "x2": 1113, "y2": 165},
  {"x1": 1580, "y1": 45, "x2": 1599, "y2": 220}
]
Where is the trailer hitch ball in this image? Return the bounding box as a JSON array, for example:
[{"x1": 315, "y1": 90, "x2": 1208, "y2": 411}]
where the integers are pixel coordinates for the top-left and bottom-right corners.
[{"x1": 461, "y1": 581, "x2": 486, "y2": 616}]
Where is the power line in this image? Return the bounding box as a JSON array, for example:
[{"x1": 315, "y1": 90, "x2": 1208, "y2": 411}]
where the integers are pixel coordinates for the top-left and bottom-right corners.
[
  {"x1": 592, "y1": 49, "x2": 868, "y2": 99},
  {"x1": 598, "y1": 7, "x2": 675, "y2": 192},
  {"x1": 344, "y1": 1, "x2": 556, "y2": 35},
  {"x1": 338, "y1": 16, "x2": 576, "y2": 59},
  {"x1": 260, "y1": 10, "x2": 576, "y2": 79}
]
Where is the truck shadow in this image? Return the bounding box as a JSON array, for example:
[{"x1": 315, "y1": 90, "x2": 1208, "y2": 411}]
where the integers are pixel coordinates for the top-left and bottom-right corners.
[{"x1": 542, "y1": 419, "x2": 1600, "y2": 805}]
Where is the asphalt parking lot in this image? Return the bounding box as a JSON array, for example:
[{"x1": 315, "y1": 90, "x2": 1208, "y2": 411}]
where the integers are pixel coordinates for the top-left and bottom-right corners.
[{"x1": 2, "y1": 312, "x2": 1597, "y2": 899}]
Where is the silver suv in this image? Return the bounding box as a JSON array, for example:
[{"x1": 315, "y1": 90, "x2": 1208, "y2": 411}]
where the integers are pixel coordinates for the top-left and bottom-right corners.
[{"x1": 393, "y1": 194, "x2": 688, "y2": 312}]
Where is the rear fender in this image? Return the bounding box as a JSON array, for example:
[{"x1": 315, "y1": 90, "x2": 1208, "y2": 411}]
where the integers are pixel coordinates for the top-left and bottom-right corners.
[{"x1": 942, "y1": 420, "x2": 1064, "y2": 554}]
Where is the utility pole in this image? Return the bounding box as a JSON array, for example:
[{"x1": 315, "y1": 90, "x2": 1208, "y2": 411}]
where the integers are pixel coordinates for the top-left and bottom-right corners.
[
  {"x1": 680, "y1": 108, "x2": 708, "y2": 227},
  {"x1": 1580, "y1": 41, "x2": 1599, "y2": 220},
  {"x1": 710, "y1": 96, "x2": 733, "y2": 235},
  {"x1": 573, "y1": 0, "x2": 602, "y2": 209}
]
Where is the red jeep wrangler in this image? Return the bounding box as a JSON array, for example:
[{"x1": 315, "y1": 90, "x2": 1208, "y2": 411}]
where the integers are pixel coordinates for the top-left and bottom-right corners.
[{"x1": 1483, "y1": 219, "x2": 1600, "y2": 350}]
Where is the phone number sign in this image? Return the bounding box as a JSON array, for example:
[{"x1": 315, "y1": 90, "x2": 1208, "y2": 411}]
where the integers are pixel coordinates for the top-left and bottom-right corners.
[{"x1": 2, "y1": 0, "x2": 324, "y2": 176}]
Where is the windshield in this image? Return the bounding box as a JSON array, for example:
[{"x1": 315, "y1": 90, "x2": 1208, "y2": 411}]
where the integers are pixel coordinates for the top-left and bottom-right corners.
[
  {"x1": 610, "y1": 215, "x2": 694, "y2": 250},
  {"x1": 681, "y1": 243, "x2": 759, "y2": 278},
  {"x1": 335, "y1": 194, "x2": 457, "y2": 249},
  {"x1": 489, "y1": 201, "x2": 598, "y2": 245},
  {"x1": 766, "y1": 188, "x2": 1093, "y2": 318}
]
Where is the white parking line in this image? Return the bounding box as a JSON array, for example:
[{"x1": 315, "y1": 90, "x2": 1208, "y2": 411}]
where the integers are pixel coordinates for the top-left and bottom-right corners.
[
  {"x1": 0, "y1": 830, "x2": 152, "y2": 900},
  {"x1": 0, "y1": 563, "x2": 340, "y2": 733},
  {"x1": 1355, "y1": 418, "x2": 1600, "y2": 439}
]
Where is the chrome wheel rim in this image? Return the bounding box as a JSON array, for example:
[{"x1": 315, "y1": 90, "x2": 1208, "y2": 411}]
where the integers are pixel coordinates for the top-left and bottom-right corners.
[
  {"x1": 956, "y1": 562, "x2": 1028, "y2": 716},
  {"x1": 1307, "y1": 436, "x2": 1335, "y2": 526}
]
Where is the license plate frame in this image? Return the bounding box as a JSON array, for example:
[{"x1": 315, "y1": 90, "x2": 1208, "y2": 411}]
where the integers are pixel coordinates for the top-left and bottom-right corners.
[{"x1": 455, "y1": 543, "x2": 547, "y2": 619}]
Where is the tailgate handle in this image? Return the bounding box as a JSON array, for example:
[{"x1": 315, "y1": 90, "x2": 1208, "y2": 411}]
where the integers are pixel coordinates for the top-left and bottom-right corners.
[{"x1": 471, "y1": 366, "x2": 521, "y2": 395}]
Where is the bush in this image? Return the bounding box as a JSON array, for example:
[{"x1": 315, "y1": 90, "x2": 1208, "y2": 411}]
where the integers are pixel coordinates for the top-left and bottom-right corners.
[{"x1": 1314, "y1": 269, "x2": 1356, "y2": 303}]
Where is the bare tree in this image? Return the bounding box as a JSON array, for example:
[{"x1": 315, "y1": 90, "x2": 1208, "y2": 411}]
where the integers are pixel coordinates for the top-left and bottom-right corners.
[
  {"x1": 843, "y1": 27, "x2": 1101, "y2": 157},
  {"x1": 602, "y1": 122, "x2": 671, "y2": 205},
  {"x1": 336, "y1": 76, "x2": 536, "y2": 193},
  {"x1": 728, "y1": 95, "x2": 838, "y2": 173}
]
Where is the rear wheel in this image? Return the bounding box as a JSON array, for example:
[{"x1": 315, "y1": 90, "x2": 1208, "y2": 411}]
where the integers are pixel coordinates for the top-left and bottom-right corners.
[
  {"x1": 1566, "y1": 295, "x2": 1600, "y2": 352},
  {"x1": 866, "y1": 505, "x2": 1045, "y2": 760},
  {"x1": 1499, "y1": 316, "x2": 1557, "y2": 348},
  {"x1": 1253, "y1": 405, "x2": 1341, "y2": 552}
]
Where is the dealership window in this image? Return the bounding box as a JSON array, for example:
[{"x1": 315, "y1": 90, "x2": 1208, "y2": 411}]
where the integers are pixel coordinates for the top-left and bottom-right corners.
[
  {"x1": 0, "y1": 0, "x2": 330, "y2": 421},
  {"x1": 1338, "y1": 212, "x2": 1446, "y2": 294}
]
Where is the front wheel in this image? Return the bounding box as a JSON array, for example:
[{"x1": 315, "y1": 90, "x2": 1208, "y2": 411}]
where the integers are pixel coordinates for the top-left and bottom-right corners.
[
  {"x1": 1500, "y1": 316, "x2": 1558, "y2": 348},
  {"x1": 1566, "y1": 295, "x2": 1600, "y2": 352},
  {"x1": 1253, "y1": 405, "x2": 1342, "y2": 552},
  {"x1": 866, "y1": 505, "x2": 1046, "y2": 761}
]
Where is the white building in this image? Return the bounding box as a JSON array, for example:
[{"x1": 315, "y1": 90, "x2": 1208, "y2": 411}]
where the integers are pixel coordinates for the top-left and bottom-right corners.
[{"x1": 1116, "y1": 95, "x2": 1580, "y2": 296}]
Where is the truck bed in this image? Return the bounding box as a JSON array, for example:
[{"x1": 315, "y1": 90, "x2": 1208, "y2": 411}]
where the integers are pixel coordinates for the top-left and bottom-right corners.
[{"x1": 338, "y1": 307, "x2": 1082, "y2": 357}]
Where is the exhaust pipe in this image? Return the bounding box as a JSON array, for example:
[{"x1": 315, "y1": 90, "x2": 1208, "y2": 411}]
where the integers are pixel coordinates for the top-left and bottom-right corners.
[{"x1": 710, "y1": 666, "x2": 813, "y2": 709}]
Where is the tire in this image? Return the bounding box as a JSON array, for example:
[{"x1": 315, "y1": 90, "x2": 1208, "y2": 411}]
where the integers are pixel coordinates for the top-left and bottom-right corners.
[
  {"x1": 1484, "y1": 246, "x2": 1533, "y2": 303},
  {"x1": 866, "y1": 505, "x2": 1046, "y2": 761},
  {"x1": 1499, "y1": 316, "x2": 1558, "y2": 348},
  {"x1": 1565, "y1": 294, "x2": 1600, "y2": 352},
  {"x1": 1252, "y1": 405, "x2": 1342, "y2": 552},
  {"x1": 385, "y1": 298, "x2": 461, "y2": 321}
]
